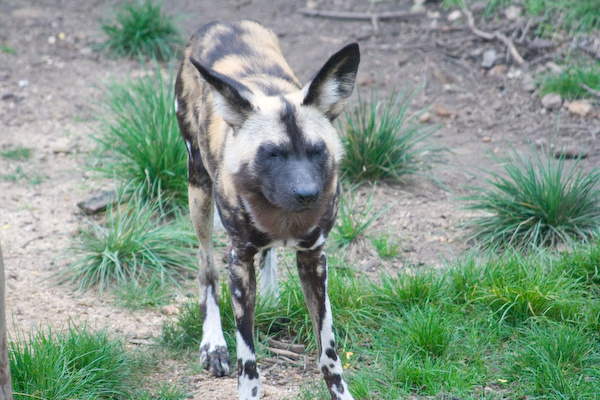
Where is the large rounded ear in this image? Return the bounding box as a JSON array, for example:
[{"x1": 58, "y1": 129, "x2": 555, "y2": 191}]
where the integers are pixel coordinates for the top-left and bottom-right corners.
[
  {"x1": 190, "y1": 57, "x2": 254, "y2": 127},
  {"x1": 302, "y1": 43, "x2": 360, "y2": 121}
]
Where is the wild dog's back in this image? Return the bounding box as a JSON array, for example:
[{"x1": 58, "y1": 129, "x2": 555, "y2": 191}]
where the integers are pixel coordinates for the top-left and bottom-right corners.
[{"x1": 175, "y1": 20, "x2": 302, "y2": 177}]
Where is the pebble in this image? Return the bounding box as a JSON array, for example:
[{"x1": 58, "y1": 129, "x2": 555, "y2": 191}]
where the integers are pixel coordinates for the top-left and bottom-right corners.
[
  {"x1": 504, "y1": 5, "x2": 521, "y2": 20},
  {"x1": 481, "y1": 49, "x2": 497, "y2": 69},
  {"x1": 161, "y1": 305, "x2": 180, "y2": 316},
  {"x1": 568, "y1": 101, "x2": 592, "y2": 117},
  {"x1": 545, "y1": 61, "x2": 563, "y2": 74},
  {"x1": 51, "y1": 140, "x2": 72, "y2": 154},
  {"x1": 487, "y1": 65, "x2": 507, "y2": 77},
  {"x1": 18, "y1": 80, "x2": 29, "y2": 87},
  {"x1": 433, "y1": 105, "x2": 455, "y2": 117},
  {"x1": 522, "y1": 74, "x2": 536, "y2": 92},
  {"x1": 540, "y1": 93, "x2": 562, "y2": 111},
  {"x1": 447, "y1": 10, "x2": 462, "y2": 22},
  {"x1": 418, "y1": 111, "x2": 431, "y2": 123}
]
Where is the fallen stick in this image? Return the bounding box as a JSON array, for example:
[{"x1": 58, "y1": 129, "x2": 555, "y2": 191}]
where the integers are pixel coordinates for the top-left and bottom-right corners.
[
  {"x1": 301, "y1": 8, "x2": 424, "y2": 31},
  {"x1": 462, "y1": 6, "x2": 526, "y2": 65},
  {"x1": 580, "y1": 83, "x2": 600, "y2": 99}
]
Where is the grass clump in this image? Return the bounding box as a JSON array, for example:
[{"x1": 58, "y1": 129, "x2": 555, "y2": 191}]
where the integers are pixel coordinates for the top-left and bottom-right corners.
[
  {"x1": 463, "y1": 145, "x2": 600, "y2": 250},
  {"x1": 541, "y1": 63, "x2": 600, "y2": 100},
  {"x1": 339, "y1": 87, "x2": 436, "y2": 183},
  {"x1": 0, "y1": 145, "x2": 32, "y2": 161},
  {"x1": 10, "y1": 324, "x2": 138, "y2": 399},
  {"x1": 63, "y1": 190, "x2": 197, "y2": 292},
  {"x1": 99, "y1": 0, "x2": 182, "y2": 60},
  {"x1": 95, "y1": 63, "x2": 188, "y2": 209},
  {"x1": 329, "y1": 186, "x2": 389, "y2": 250},
  {"x1": 114, "y1": 274, "x2": 174, "y2": 310}
]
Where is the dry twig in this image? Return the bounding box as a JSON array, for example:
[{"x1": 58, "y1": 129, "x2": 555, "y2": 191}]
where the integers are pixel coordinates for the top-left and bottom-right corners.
[
  {"x1": 462, "y1": 5, "x2": 526, "y2": 65},
  {"x1": 580, "y1": 83, "x2": 600, "y2": 99},
  {"x1": 300, "y1": 8, "x2": 424, "y2": 31}
]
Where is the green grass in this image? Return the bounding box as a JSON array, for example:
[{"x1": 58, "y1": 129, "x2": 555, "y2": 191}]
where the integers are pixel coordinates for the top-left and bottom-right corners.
[
  {"x1": 94, "y1": 63, "x2": 188, "y2": 209},
  {"x1": 1, "y1": 165, "x2": 45, "y2": 185},
  {"x1": 113, "y1": 274, "x2": 174, "y2": 310},
  {"x1": 62, "y1": 188, "x2": 197, "y2": 292},
  {"x1": 463, "y1": 145, "x2": 600, "y2": 250},
  {"x1": 1, "y1": 44, "x2": 16, "y2": 55},
  {"x1": 161, "y1": 241, "x2": 600, "y2": 399},
  {"x1": 329, "y1": 186, "x2": 389, "y2": 250},
  {"x1": 541, "y1": 63, "x2": 600, "y2": 100},
  {"x1": 98, "y1": 0, "x2": 182, "y2": 60},
  {"x1": 339, "y1": 87, "x2": 437, "y2": 183},
  {"x1": 10, "y1": 324, "x2": 138, "y2": 399},
  {"x1": 371, "y1": 234, "x2": 400, "y2": 259},
  {"x1": 0, "y1": 145, "x2": 32, "y2": 161}
]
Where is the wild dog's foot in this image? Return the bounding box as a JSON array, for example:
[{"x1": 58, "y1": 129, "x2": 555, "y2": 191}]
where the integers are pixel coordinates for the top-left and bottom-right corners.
[
  {"x1": 238, "y1": 360, "x2": 261, "y2": 400},
  {"x1": 200, "y1": 344, "x2": 230, "y2": 376}
]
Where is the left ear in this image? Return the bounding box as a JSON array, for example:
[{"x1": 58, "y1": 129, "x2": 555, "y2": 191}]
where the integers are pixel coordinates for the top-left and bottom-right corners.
[{"x1": 302, "y1": 43, "x2": 360, "y2": 121}]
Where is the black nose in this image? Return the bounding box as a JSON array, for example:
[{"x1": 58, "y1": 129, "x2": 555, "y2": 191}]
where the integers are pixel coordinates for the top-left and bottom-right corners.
[{"x1": 294, "y1": 185, "x2": 319, "y2": 205}]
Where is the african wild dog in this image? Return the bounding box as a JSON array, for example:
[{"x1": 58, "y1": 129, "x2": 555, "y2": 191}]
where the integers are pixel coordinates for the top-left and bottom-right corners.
[{"x1": 175, "y1": 20, "x2": 360, "y2": 400}]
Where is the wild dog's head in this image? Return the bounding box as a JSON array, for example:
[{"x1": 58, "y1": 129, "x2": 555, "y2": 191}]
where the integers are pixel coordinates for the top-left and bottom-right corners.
[{"x1": 191, "y1": 43, "x2": 359, "y2": 228}]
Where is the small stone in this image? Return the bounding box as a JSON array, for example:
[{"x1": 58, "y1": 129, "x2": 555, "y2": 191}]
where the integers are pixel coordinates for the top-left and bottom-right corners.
[
  {"x1": 76, "y1": 190, "x2": 117, "y2": 215},
  {"x1": 161, "y1": 305, "x2": 180, "y2": 316},
  {"x1": 447, "y1": 10, "x2": 462, "y2": 22},
  {"x1": 433, "y1": 105, "x2": 455, "y2": 117},
  {"x1": 397, "y1": 52, "x2": 410, "y2": 66},
  {"x1": 47, "y1": 35, "x2": 56, "y2": 45},
  {"x1": 482, "y1": 137, "x2": 491, "y2": 142},
  {"x1": 51, "y1": 140, "x2": 72, "y2": 154},
  {"x1": 522, "y1": 74, "x2": 536, "y2": 92},
  {"x1": 18, "y1": 80, "x2": 29, "y2": 87},
  {"x1": 541, "y1": 93, "x2": 562, "y2": 111},
  {"x1": 555, "y1": 147, "x2": 588, "y2": 159},
  {"x1": 504, "y1": 5, "x2": 521, "y2": 20},
  {"x1": 418, "y1": 111, "x2": 431, "y2": 123},
  {"x1": 568, "y1": 101, "x2": 592, "y2": 117},
  {"x1": 487, "y1": 64, "x2": 507, "y2": 77},
  {"x1": 481, "y1": 49, "x2": 497, "y2": 69},
  {"x1": 79, "y1": 47, "x2": 92, "y2": 55}
]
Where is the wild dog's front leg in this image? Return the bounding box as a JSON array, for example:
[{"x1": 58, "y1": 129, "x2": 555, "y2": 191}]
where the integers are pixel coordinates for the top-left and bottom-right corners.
[
  {"x1": 187, "y1": 159, "x2": 230, "y2": 376},
  {"x1": 229, "y1": 245, "x2": 261, "y2": 400},
  {"x1": 297, "y1": 249, "x2": 354, "y2": 400}
]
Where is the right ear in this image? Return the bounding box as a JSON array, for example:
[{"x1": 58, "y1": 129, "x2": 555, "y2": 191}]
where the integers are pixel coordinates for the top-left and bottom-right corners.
[{"x1": 190, "y1": 57, "x2": 254, "y2": 127}]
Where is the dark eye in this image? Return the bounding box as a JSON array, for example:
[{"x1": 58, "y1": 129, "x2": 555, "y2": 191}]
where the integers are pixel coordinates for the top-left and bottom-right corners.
[{"x1": 308, "y1": 142, "x2": 326, "y2": 157}]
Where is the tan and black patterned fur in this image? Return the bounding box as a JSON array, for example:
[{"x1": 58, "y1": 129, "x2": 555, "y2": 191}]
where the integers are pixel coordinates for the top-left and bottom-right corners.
[{"x1": 175, "y1": 20, "x2": 359, "y2": 400}]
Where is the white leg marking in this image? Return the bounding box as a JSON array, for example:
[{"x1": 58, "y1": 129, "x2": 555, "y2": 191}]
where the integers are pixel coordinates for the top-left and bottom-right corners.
[
  {"x1": 259, "y1": 248, "x2": 279, "y2": 301},
  {"x1": 236, "y1": 331, "x2": 262, "y2": 399},
  {"x1": 200, "y1": 285, "x2": 227, "y2": 352}
]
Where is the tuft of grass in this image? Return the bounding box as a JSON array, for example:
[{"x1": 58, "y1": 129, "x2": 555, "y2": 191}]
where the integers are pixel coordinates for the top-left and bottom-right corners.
[
  {"x1": 541, "y1": 63, "x2": 600, "y2": 100},
  {"x1": 1, "y1": 165, "x2": 45, "y2": 185},
  {"x1": 0, "y1": 145, "x2": 32, "y2": 161},
  {"x1": 1, "y1": 44, "x2": 16, "y2": 55},
  {"x1": 10, "y1": 324, "x2": 137, "y2": 399},
  {"x1": 62, "y1": 189, "x2": 197, "y2": 292},
  {"x1": 136, "y1": 383, "x2": 189, "y2": 400},
  {"x1": 113, "y1": 274, "x2": 174, "y2": 310},
  {"x1": 507, "y1": 321, "x2": 599, "y2": 397},
  {"x1": 329, "y1": 186, "x2": 389, "y2": 250},
  {"x1": 339, "y1": 87, "x2": 437, "y2": 183},
  {"x1": 371, "y1": 234, "x2": 400, "y2": 258},
  {"x1": 98, "y1": 0, "x2": 182, "y2": 60},
  {"x1": 402, "y1": 304, "x2": 454, "y2": 358},
  {"x1": 480, "y1": 0, "x2": 600, "y2": 35},
  {"x1": 463, "y1": 145, "x2": 600, "y2": 250},
  {"x1": 95, "y1": 63, "x2": 188, "y2": 209}
]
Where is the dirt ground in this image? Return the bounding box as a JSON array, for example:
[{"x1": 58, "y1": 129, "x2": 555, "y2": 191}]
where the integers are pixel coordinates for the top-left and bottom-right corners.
[{"x1": 1, "y1": 0, "x2": 599, "y2": 398}]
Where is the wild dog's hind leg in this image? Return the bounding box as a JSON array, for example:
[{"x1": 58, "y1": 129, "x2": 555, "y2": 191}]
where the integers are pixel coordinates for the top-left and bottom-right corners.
[
  {"x1": 258, "y1": 248, "x2": 279, "y2": 302},
  {"x1": 229, "y1": 244, "x2": 261, "y2": 399},
  {"x1": 187, "y1": 144, "x2": 230, "y2": 377},
  {"x1": 297, "y1": 248, "x2": 354, "y2": 400}
]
